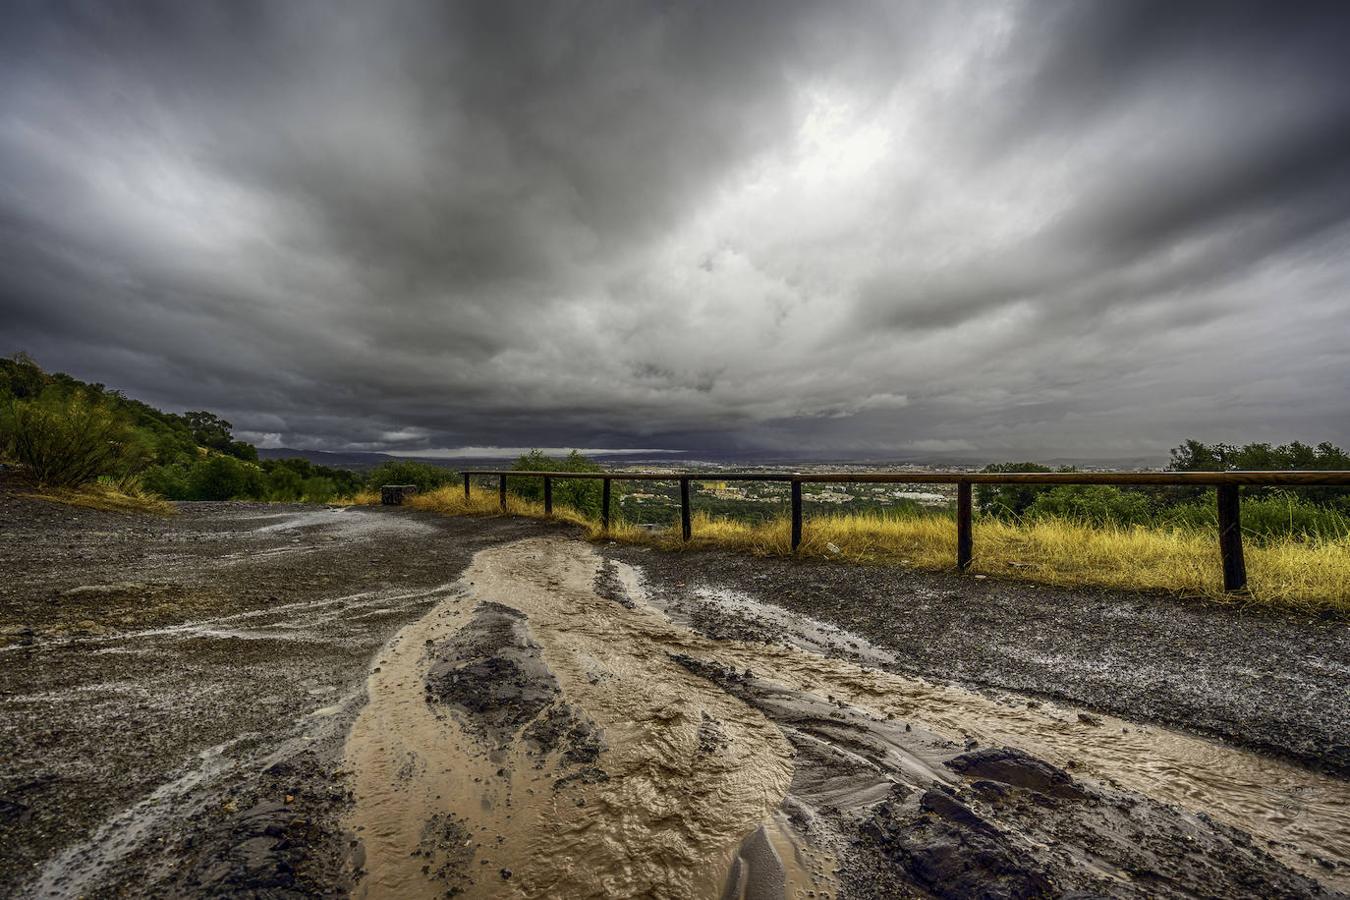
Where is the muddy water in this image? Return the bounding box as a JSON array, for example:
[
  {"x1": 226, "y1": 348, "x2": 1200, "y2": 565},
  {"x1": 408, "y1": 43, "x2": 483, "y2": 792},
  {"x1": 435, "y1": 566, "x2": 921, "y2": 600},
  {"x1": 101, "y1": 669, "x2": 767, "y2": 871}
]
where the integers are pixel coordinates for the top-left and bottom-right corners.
[
  {"x1": 345, "y1": 537, "x2": 1350, "y2": 897},
  {"x1": 615, "y1": 563, "x2": 1350, "y2": 890},
  {"x1": 345, "y1": 539, "x2": 818, "y2": 899}
]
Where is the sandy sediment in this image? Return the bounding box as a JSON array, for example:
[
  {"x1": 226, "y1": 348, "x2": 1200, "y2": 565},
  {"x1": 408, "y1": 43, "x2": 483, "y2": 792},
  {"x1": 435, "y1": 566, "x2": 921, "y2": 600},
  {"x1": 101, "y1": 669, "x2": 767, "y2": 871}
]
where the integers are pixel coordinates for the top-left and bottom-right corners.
[{"x1": 344, "y1": 536, "x2": 1350, "y2": 898}]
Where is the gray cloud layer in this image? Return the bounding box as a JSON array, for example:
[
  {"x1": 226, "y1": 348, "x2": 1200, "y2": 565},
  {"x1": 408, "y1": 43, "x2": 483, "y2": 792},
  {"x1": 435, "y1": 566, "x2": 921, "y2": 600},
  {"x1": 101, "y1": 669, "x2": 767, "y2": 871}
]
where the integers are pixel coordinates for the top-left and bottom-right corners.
[{"x1": 3, "y1": 1, "x2": 1349, "y2": 460}]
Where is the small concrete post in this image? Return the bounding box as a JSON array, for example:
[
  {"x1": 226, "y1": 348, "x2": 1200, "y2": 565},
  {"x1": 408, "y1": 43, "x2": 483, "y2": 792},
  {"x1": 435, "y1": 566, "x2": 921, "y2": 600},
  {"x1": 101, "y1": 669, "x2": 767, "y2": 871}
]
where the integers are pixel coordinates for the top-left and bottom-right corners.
[{"x1": 381, "y1": 484, "x2": 418, "y2": 506}]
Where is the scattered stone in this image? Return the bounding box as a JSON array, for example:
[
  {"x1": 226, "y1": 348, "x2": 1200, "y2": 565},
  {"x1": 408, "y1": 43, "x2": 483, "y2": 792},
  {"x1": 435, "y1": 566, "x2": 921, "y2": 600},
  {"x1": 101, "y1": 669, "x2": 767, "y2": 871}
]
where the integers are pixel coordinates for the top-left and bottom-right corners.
[{"x1": 945, "y1": 747, "x2": 1086, "y2": 800}]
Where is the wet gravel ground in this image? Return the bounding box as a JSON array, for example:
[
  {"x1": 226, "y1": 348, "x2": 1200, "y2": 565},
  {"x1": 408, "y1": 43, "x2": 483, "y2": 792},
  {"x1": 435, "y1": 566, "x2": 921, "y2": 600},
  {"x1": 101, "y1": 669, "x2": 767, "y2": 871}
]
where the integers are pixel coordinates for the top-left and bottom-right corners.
[
  {"x1": 602, "y1": 544, "x2": 1350, "y2": 775},
  {"x1": 0, "y1": 483, "x2": 561, "y2": 896},
  {"x1": 3, "y1": 484, "x2": 1347, "y2": 898}
]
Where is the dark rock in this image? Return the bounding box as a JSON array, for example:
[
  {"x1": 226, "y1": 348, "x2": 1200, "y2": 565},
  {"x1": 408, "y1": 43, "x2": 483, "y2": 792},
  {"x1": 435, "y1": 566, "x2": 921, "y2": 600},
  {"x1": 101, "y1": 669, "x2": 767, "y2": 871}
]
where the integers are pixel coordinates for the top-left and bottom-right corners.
[{"x1": 945, "y1": 747, "x2": 1086, "y2": 800}]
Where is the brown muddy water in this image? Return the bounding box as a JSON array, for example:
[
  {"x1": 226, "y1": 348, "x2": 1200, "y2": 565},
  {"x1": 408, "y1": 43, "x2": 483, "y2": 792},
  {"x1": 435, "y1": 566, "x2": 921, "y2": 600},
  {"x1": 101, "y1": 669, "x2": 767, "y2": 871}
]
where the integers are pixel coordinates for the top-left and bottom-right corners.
[{"x1": 344, "y1": 536, "x2": 1350, "y2": 898}]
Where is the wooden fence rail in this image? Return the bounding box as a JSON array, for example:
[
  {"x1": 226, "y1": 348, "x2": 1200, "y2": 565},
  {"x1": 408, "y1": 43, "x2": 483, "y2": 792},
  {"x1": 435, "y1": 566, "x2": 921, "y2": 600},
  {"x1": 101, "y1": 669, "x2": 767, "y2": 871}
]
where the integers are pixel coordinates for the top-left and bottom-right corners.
[{"x1": 458, "y1": 469, "x2": 1350, "y2": 593}]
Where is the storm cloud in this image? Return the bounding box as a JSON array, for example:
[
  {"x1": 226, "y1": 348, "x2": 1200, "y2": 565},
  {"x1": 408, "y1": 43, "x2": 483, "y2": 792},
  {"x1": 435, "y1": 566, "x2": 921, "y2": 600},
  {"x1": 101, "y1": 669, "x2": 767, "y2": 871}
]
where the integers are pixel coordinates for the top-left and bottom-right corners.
[{"x1": 3, "y1": 0, "x2": 1349, "y2": 461}]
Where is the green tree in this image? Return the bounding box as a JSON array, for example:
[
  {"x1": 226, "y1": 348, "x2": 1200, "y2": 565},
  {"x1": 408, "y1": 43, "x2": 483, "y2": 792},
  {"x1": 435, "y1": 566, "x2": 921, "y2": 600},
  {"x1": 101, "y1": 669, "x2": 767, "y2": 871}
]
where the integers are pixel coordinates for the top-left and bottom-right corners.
[
  {"x1": 187, "y1": 455, "x2": 264, "y2": 500},
  {"x1": 1025, "y1": 485, "x2": 1154, "y2": 527},
  {"x1": 510, "y1": 450, "x2": 608, "y2": 517},
  {"x1": 975, "y1": 462, "x2": 1059, "y2": 518},
  {"x1": 365, "y1": 460, "x2": 456, "y2": 493},
  {"x1": 1168, "y1": 439, "x2": 1350, "y2": 509}
]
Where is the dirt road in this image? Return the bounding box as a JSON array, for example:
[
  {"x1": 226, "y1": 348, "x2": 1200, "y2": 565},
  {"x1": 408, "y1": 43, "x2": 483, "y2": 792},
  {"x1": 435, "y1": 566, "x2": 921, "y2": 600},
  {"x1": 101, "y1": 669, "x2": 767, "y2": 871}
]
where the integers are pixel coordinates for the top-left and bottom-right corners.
[{"x1": 2, "y1": 486, "x2": 1347, "y2": 897}]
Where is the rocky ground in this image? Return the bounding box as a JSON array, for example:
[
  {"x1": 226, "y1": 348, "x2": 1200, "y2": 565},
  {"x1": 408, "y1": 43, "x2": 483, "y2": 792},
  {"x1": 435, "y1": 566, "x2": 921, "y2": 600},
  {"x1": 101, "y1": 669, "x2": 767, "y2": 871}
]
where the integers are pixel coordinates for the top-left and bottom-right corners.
[
  {"x1": 1, "y1": 479, "x2": 1347, "y2": 898},
  {"x1": 601, "y1": 544, "x2": 1350, "y2": 774}
]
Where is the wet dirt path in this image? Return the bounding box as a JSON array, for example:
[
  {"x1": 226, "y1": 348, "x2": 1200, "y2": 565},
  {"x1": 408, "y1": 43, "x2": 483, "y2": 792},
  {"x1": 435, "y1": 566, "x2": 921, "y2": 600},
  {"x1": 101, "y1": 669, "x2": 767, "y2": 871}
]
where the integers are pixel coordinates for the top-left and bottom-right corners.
[
  {"x1": 611, "y1": 570, "x2": 1350, "y2": 887},
  {"x1": 346, "y1": 538, "x2": 823, "y2": 899},
  {"x1": 345, "y1": 536, "x2": 1350, "y2": 898},
  {"x1": 6, "y1": 491, "x2": 1346, "y2": 899}
]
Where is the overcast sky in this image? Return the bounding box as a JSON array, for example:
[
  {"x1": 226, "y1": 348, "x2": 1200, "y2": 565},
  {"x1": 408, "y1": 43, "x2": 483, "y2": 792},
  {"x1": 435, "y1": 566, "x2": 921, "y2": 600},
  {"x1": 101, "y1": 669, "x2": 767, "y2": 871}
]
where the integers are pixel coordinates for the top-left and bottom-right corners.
[{"x1": 3, "y1": 1, "x2": 1349, "y2": 462}]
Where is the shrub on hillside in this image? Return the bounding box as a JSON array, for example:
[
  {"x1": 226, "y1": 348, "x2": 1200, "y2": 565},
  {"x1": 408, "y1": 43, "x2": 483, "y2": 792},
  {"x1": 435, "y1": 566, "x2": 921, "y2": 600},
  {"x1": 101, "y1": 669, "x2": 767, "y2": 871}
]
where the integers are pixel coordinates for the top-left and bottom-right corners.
[
  {"x1": 141, "y1": 463, "x2": 193, "y2": 499},
  {"x1": 510, "y1": 450, "x2": 608, "y2": 517},
  {"x1": 975, "y1": 462, "x2": 1059, "y2": 518},
  {"x1": 187, "y1": 455, "x2": 265, "y2": 501},
  {"x1": 262, "y1": 457, "x2": 361, "y2": 501},
  {"x1": 1159, "y1": 491, "x2": 1350, "y2": 543},
  {"x1": 1, "y1": 390, "x2": 151, "y2": 487},
  {"x1": 1024, "y1": 485, "x2": 1154, "y2": 527},
  {"x1": 364, "y1": 460, "x2": 456, "y2": 493}
]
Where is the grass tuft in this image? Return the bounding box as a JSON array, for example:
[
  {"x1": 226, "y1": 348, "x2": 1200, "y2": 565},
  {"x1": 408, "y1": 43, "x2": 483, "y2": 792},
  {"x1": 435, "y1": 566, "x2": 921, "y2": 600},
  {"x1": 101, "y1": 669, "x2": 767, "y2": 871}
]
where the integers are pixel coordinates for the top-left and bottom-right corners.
[
  {"x1": 331, "y1": 489, "x2": 382, "y2": 507},
  {"x1": 409, "y1": 485, "x2": 597, "y2": 532},
  {"x1": 24, "y1": 482, "x2": 175, "y2": 515},
  {"x1": 408, "y1": 486, "x2": 1350, "y2": 615}
]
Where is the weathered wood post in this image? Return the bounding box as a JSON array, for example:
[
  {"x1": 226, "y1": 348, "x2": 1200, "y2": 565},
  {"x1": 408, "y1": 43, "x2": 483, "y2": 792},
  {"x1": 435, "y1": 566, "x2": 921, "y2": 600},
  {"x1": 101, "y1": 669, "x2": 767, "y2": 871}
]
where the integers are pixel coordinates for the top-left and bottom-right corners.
[
  {"x1": 601, "y1": 478, "x2": 611, "y2": 532},
  {"x1": 499, "y1": 474, "x2": 507, "y2": 510},
  {"x1": 463, "y1": 472, "x2": 470, "y2": 499},
  {"x1": 1217, "y1": 484, "x2": 1247, "y2": 592},
  {"x1": 680, "y1": 477, "x2": 692, "y2": 541},
  {"x1": 544, "y1": 476, "x2": 553, "y2": 515},
  {"x1": 956, "y1": 480, "x2": 973, "y2": 571},
  {"x1": 790, "y1": 479, "x2": 803, "y2": 551}
]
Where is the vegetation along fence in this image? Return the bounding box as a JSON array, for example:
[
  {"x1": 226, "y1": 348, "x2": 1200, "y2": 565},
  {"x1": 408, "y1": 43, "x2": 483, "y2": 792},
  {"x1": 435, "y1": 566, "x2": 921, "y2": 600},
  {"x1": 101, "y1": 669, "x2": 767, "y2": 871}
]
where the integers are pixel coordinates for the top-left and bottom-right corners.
[{"x1": 458, "y1": 469, "x2": 1350, "y2": 593}]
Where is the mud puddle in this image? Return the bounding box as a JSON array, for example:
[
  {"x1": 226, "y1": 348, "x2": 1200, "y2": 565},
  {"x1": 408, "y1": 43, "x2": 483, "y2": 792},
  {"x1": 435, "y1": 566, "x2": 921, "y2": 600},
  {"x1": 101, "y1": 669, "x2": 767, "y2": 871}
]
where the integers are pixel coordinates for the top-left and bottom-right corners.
[
  {"x1": 613, "y1": 562, "x2": 1350, "y2": 887},
  {"x1": 345, "y1": 537, "x2": 1349, "y2": 898}
]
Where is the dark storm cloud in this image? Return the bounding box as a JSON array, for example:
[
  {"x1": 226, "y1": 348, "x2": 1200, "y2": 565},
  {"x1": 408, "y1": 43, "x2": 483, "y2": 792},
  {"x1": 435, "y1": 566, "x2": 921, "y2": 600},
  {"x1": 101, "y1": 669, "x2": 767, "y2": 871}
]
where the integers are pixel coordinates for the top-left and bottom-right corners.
[{"x1": 2, "y1": 0, "x2": 1349, "y2": 460}]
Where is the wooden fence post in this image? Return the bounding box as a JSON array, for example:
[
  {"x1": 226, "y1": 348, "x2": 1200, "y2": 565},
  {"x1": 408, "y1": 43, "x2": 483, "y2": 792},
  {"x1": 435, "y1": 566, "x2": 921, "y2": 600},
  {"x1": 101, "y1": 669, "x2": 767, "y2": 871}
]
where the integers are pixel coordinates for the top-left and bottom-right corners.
[
  {"x1": 1217, "y1": 484, "x2": 1247, "y2": 592},
  {"x1": 957, "y1": 480, "x2": 973, "y2": 571},
  {"x1": 463, "y1": 472, "x2": 470, "y2": 499},
  {"x1": 544, "y1": 477, "x2": 553, "y2": 515},
  {"x1": 602, "y1": 478, "x2": 611, "y2": 532},
  {"x1": 791, "y1": 480, "x2": 803, "y2": 551},
  {"x1": 680, "y1": 477, "x2": 692, "y2": 541},
  {"x1": 499, "y1": 474, "x2": 507, "y2": 510}
]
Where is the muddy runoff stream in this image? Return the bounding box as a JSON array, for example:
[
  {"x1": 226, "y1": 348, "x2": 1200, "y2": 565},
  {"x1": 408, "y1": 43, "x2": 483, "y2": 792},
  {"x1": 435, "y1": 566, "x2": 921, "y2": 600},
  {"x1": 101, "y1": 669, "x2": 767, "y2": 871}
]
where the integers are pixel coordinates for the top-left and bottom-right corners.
[{"x1": 344, "y1": 536, "x2": 1350, "y2": 898}]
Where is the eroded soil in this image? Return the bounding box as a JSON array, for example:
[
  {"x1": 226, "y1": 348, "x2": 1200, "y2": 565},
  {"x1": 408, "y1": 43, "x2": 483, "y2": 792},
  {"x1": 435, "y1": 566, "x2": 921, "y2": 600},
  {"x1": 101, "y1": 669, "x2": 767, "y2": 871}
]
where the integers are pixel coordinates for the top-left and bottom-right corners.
[{"x1": 2, "y1": 483, "x2": 1347, "y2": 898}]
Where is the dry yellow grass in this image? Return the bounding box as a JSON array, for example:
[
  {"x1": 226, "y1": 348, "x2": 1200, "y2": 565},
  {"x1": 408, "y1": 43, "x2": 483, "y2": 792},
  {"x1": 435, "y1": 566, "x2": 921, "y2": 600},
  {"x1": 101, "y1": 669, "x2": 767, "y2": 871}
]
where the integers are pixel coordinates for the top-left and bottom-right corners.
[
  {"x1": 24, "y1": 483, "x2": 176, "y2": 515},
  {"x1": 406, "y1": 486, "x2": 1350, "y2": 614},
  {"x1": 331, "y1": 489, "x2": 382, "y2": 506},
  {"x1": 409, "y1": 485, "x2": 597, "y2": 532}
]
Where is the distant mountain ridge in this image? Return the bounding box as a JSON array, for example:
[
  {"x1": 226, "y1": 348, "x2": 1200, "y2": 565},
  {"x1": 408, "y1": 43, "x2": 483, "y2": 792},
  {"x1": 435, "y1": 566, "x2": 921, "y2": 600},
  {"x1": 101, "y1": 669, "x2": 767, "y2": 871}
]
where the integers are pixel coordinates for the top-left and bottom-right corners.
[{"x1": 257, "y1": 446, "x2": 1168, "y2": 472}]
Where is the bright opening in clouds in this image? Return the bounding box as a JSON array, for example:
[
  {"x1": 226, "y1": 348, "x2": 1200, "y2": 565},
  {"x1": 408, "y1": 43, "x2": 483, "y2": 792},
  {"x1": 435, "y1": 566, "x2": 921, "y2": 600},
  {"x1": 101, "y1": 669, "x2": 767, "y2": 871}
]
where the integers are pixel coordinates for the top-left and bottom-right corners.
[{"x1": 3, "y1": 1, "x2": 1348, "y2": 461}]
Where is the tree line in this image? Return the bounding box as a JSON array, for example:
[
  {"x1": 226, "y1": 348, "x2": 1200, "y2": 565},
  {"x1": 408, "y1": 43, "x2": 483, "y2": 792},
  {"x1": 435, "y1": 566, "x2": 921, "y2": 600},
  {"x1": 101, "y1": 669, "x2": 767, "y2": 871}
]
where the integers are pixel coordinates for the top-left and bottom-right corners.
[{"x1": 0, "y1": 354, "x2": 456, "y2": 502}]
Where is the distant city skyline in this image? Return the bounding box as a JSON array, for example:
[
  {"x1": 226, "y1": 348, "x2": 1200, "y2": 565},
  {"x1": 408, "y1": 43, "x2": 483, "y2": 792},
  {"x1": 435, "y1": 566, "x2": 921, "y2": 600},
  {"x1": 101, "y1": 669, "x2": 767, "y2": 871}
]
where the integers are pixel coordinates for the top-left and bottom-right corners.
[{"x1": 4, "y1": 2, "x2": 1349, "y2": 460}]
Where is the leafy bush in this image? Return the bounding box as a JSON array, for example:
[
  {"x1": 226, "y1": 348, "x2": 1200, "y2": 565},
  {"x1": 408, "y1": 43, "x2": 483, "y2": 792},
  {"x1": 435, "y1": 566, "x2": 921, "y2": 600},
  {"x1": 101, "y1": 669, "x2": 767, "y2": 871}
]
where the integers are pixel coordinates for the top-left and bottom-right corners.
[
  {"x1": 975, "y1": 462, "x2": 1057, "y2": 518},
  {"x1": 141, "y1": 463, "x2": 193, "y2": 499},
  {"x1": 1160, "y1": 491, "x2": 1350, "y2": 543},
  {"x1": 365, "y1": 460, "x2": 456, "y2": 493},
  {"x1": 263, "y1": 457, "x2": 361, "y2": 501},
  {"x1": 509, "y1": 450, "x2": 608, "y2": 517},
  {"x1": 188, "y1": 455, "x2": 265, "y2": 500},
  {"x1": 1, "y1": 389, "x2": 151, "y2": 487},
  {"x1": 1024, "y1": 485, "x2": 1154, "y2": 527}
]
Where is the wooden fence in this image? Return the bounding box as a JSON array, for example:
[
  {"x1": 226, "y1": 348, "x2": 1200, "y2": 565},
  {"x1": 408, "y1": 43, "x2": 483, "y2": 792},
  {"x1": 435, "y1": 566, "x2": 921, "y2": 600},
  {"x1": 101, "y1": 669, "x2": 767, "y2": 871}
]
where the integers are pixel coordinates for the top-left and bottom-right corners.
[{"x1": 458, "y1": 469, "x2": 1350, "y2": 593}]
